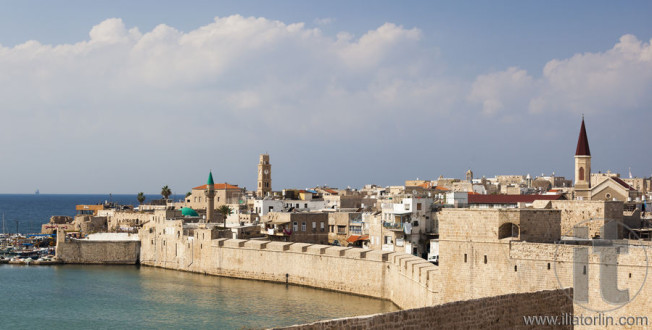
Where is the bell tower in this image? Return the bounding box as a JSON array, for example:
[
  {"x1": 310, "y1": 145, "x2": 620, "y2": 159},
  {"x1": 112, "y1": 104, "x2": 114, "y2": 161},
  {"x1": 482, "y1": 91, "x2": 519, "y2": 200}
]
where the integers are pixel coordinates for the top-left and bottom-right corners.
[
  {"x1": 257, "y1": 154, "x2": 271, "y2": 198},
  {"x1": 574, "y1": 117, "x2": 592, "y2": 199}
]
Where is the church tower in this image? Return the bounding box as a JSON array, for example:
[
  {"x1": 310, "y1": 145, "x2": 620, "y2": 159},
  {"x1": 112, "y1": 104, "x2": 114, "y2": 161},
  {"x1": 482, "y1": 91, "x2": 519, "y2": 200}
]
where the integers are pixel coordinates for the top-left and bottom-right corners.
[
  {"x1": 574, "y1": 117, "x2": 592, "y2": 199},
  {"x1": 465, "y1": 169, "x2": 474, "y2": 182},
  {"x1": 205, "y1": 171, "x2": 215, "y2": 222},
  {"x1": 257, "y1": 154, "x2": 271, "y2": 198}
]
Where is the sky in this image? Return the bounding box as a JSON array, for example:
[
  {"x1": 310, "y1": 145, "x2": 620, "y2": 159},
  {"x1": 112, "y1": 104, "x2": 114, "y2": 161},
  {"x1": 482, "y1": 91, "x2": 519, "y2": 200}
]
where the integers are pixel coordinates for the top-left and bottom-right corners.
[{"x1": 0, "y1": 1, "x2": 651, "y2": 194}]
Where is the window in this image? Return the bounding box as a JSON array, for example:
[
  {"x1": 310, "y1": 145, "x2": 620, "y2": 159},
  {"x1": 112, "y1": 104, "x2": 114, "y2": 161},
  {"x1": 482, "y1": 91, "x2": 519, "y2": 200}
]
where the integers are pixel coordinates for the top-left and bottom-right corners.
[
  {"x1": 268, "y1": 206, "x2": 274, "y2": 212},
  {"x1": 312, "y1": 222, "x2": 316, "y2": 231},
  {"x1": 498, "y1": 223, "x2": 519, "y2": 239},
  {"x1": 484, "y1": 255, "x2": 487, "y2": 264},
  {"x1": 304, "y1": 203, "x2": 308, "y2": 208},
  {"x1": 579, "y1": 167, "x2": 584, "y2": 181},
  {"x1": 417, "y1": 203, "x2": 422, "y2": 211},
  {"x1": 301, "y1": 222, "x2": 306, "y2": 231},
  {"x1": 329, "y1": 225, "x2": 334, "y2": 232},
  {"x1": 464, "y1": 254, "x2": 467, "y2": 263},
  {"x1": 384, "y1": 236, "x2": 392, "y2": 244},
  {"x1": 337, "y1": 225, "x2": 346, "y2": 235},
  {"x1": 293, "y1": 222, "x2": 298, "y2": 231},
  {"x1": 320, "y1": 222, "x2": 325, "y2": 232},
  {"x1": 514, "y1": 265, "x2": 518, "y2": 272}
]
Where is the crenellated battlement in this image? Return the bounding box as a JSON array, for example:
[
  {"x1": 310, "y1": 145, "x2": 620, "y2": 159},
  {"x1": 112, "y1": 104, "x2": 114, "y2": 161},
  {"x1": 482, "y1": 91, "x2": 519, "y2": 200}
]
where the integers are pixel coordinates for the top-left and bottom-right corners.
[{"x1": 139, "y1": 227, "x2": 440, "y2": 309}]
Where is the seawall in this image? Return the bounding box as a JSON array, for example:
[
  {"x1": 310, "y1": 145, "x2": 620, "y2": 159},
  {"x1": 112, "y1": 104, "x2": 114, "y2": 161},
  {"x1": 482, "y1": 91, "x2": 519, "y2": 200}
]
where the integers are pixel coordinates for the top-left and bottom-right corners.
[
  {"x1": 277, "y1": 288, "x2": 573, "y2": 330},
  {"x1": 56, "y1": 237, "x2": 140, "y2": 264},
  {"x1": 140, "y1": 226, "x2": 440, "y2": 310}
]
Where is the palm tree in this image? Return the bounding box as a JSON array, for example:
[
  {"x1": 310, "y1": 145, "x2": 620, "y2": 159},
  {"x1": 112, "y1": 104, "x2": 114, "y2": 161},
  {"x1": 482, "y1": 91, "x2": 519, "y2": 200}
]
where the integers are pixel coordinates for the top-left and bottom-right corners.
[
  {"x1": 218, "y1": 205, "x2": 233, "y2": 224},
  {"x1": 161, "y1": 185, "x2": 172, "y2": 200},
  {"x1": 137, "y1": 192, "x2": 146, "y2": 205}
]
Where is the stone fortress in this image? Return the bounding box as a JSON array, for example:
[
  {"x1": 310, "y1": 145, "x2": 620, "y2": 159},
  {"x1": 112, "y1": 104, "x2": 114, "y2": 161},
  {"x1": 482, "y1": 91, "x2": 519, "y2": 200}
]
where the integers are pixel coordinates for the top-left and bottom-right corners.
[{"x1": 56, "y1": 119, "x2": 652, "y2": 328}]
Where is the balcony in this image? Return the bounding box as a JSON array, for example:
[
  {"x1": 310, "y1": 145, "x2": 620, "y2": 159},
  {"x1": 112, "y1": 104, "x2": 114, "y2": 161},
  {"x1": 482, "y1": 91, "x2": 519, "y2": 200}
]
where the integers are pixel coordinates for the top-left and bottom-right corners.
[{"x1": 383, "y1": 221, "x2": 403, "y2": 230}]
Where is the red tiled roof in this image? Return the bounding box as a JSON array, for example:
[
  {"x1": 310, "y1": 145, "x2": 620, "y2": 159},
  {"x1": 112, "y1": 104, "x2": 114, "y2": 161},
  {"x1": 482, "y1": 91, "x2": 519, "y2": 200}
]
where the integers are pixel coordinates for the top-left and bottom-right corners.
[
  {"x1": 324, "y1": 189, "x2": 339, "y2": 195},
  {"x1": 575, "y1": 118, "x2": 591, "y2": 156},
  {"x1": 434, "y1": 186, "x2": 450, "y2": 191},
  {"x1": 193, "y1": 183, "x2": 240, "y2": 190},
  {"x1": 612, "y1": 177, "x2": 635, "y2": 191},
  {"x1": 468, "y1": 194, "x2": 563, "y2": 204}
]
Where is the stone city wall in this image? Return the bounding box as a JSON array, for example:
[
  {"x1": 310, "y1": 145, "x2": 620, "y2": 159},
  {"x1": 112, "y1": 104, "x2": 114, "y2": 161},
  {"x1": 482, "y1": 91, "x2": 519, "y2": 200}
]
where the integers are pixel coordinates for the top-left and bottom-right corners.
[
  {"x1": 56, "y1": 233, "x2": 140, "y2": 264},
  {"x1": 546, "y1": 200, "x2": 623, "y2": 238},
  {"x1": 277, "y1": 289, "x2": 573, "y2": 330},
  {"x1": 139, "y1": 225, "x2": 439, "y2": 310}
]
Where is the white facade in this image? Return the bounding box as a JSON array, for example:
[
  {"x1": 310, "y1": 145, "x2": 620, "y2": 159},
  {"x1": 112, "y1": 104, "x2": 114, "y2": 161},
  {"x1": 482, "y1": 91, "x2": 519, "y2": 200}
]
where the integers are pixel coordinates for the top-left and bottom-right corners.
[
  {"x1": 444, "y1": 192, "x2": 468, "y2": 207},
  {"x1": 253, "y1": 199, "x2": 328, "y2": 217}
]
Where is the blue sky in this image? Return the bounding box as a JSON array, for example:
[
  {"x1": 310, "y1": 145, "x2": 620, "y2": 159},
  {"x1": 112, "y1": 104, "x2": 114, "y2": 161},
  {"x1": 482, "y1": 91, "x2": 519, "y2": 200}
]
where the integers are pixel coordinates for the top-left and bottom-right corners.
[{"x1": 0, "y1": 1, "x2": 650, "y2": 193}]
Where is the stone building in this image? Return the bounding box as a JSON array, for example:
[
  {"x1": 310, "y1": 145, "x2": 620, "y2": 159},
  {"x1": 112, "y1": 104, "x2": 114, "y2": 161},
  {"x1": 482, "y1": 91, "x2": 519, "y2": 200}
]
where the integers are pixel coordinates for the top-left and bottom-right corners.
[
  {"x1": 327, "y1": 212, "x2": 366, "y2": 246},
  {"x1": 184, "y1": 182, "x2": 244, "y2": 210},
  {"x1": 572, "y1": 118, "x2": 642, "y2": 202},
  {"x1": 257, "y1": 154, "x2": 272, "y2": 197},
  {"x1": 261, "y1": 212, "x2": 328, "y2": 244}
]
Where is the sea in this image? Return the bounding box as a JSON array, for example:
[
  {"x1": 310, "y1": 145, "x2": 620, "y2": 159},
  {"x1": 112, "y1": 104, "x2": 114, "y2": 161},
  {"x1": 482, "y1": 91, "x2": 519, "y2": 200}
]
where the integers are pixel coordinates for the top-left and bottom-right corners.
[
  {"x1": 0, "y1": 193, "x2": 167, "y2": 234},
  {"x1": 0, "y1": 194, "x2": 398, "y2": 329}
]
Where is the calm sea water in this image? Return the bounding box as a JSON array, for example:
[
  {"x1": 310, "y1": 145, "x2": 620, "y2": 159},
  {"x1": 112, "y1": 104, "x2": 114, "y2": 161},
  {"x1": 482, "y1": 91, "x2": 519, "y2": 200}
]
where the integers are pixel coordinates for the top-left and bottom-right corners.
[
  {"x1": 0, "y1": 264, "x2": 398, "y2": 329},
  {"x1": 0, "y1": 195, "x2": 398, "y2": 328},
  {"x1": 0, "y1": 194, "x2": 178, "y2": 234}
]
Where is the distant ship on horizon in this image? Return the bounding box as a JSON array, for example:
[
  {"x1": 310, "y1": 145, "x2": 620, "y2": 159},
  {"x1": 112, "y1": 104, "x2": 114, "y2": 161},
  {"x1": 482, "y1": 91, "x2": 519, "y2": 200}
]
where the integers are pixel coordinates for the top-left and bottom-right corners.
[{"x1": 34, "y1": 189, "x2": 40, "y2": 195}]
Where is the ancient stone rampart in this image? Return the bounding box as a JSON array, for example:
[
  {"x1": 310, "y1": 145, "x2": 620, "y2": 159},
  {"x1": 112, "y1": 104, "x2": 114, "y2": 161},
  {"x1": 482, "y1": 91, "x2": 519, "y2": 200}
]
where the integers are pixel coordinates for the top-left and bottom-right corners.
[
  {"x1": 56, "y1": 234, "x2": 140, "y2": 264},
  {"x1": 276, "y1": 289, "x2": 573, "y2": 330},
  {"x1": 139, "y1": 227, "x2": 439, "y2": 309}
]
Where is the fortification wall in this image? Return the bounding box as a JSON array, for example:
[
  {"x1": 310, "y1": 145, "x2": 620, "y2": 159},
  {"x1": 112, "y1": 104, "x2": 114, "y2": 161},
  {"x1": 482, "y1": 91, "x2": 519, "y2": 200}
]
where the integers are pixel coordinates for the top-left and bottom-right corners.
[
  {"x1": 547, "y1": 200, "x2": 623, "y2": 238},
  {"x1": 278, "y1": 289, "x2": 573, "y2": 330},
  {"x1": 438, "y1": 238, "x2": 651, "y2": 328},
  {"x1": 139, "y1": 227, "x2": 439, "y2": 309},
  {"x1": 56, "y1": 238, "x2": 140, "y2": 264}
]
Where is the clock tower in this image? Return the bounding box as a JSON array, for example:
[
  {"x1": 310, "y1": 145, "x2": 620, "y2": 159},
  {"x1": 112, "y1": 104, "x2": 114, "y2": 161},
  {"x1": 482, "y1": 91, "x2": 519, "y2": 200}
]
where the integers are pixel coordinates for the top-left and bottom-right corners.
[{"x1": 257, "y1": 154, "x2": 272, "y2": 197}]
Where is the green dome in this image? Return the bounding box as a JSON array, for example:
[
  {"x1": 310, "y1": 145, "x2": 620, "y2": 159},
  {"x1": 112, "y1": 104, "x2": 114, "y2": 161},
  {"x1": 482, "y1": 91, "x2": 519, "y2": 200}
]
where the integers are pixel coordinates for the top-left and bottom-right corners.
[{"x1": 181, "y1": 207, "x2": 199, "y2": 217}]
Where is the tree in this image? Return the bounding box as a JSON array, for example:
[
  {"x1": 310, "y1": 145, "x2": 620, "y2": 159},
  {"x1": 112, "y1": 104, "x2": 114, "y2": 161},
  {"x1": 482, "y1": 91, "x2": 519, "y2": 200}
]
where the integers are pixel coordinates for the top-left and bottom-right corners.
[
  {"x1": 185, "y1": 191, "x2": 192, "y2": 197},
  {"x1": 161, "y1": 185, "x2": 172, "y2": 200},
  {"x1": 137, "y1": 192, "x2": 146, "y2": 205},
  {"x1": 218, "y1": 205, "x2": 233, "y2": 223}
]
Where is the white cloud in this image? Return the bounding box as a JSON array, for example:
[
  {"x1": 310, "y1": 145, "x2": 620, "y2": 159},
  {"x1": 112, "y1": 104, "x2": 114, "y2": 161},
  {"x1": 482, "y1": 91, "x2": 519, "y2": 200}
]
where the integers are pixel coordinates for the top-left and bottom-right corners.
[
  {"x1": 314, "y1": 17, "x2": 334, "y2": 26},
  {"x1": 468, "y1": 34, "x2": 652, "y2": 117},
  {"x1": 0, "y1": 15, "x2": 457, "y2": 192},
  {"x1": 468, "y1": 67, "x2": 535, "y2": 116}
]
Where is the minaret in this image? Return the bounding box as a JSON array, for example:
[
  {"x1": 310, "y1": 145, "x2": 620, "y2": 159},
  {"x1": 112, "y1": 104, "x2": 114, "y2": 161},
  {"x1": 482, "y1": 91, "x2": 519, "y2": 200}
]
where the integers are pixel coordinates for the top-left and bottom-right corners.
[
  {"x1": 574, "y1": 117, "x2": 592, "y2": 199},
  {"x1": 205, "y1": 171, "x2": 215, "y2": 222},
  {"x1": 257, "y1": 154, "x2": 272, "y2": 198}
]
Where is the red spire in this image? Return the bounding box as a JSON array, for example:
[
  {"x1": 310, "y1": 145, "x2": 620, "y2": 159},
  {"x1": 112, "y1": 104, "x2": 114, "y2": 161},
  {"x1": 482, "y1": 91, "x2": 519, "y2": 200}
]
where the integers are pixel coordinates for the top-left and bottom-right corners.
[{"x1": 575, "y1": 117, "x2": 591, "y2": 156}]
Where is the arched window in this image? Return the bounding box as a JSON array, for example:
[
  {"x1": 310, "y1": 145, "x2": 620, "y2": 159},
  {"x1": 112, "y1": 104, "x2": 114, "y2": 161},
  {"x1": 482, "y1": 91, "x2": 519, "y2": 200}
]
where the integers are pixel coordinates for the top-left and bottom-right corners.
[
  {"x1": 579, "y1": 167, "x2": 584, "y2": 181},
  {"x1": 499, "y1": 223, "x2": 519, "y2": 239}
]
